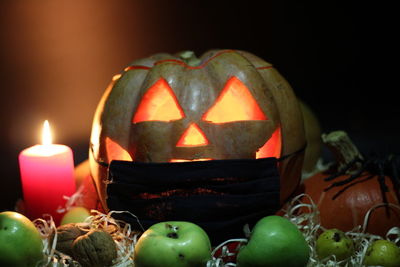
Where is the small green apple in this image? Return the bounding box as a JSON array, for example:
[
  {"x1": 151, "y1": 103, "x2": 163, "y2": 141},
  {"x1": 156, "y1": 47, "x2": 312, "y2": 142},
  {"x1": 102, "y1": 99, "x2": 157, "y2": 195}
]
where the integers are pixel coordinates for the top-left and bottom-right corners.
[
  {"x1": 134, "y1": 221, "x2": 212, "y2": 267},
  {"x1": 316, "y1": 228, "x2": 354, "y2": 261},
  {"x1": 237, "y1": 215, "x2": 310, "y2": 267},
  {"x1": 60, "y1": 206, "x2": 90, "y2": 225},
  {"x1": 363, "y1": 239, "x2": 400, "y2": 267},
  {"x1": 0, "y1": 211, "x2": 44, "y2": 267}
]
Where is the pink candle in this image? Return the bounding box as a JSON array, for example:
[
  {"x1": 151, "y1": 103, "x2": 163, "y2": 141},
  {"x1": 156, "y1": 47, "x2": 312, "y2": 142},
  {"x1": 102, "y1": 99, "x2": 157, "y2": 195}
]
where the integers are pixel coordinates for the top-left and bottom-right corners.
[{"x1": 18, "y1": 121, "x2": 76, "y2": 225}]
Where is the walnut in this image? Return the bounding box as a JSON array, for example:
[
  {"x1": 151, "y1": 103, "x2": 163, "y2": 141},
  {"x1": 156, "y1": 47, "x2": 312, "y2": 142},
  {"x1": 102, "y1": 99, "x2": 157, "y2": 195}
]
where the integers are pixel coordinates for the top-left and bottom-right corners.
[
  {"x1": 71, "y1": 229, "x2": 117, "y2": 267},
  {"x1": 53, "y1": 223, "x2": 90, "y2": 256}
]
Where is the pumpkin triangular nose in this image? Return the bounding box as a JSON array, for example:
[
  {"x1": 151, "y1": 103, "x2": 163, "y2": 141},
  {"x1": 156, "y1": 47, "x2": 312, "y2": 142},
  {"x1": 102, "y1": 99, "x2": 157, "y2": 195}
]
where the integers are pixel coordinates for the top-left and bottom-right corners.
[{"x1": 176, "y1": 123, "x2": 209, "y2": 147}]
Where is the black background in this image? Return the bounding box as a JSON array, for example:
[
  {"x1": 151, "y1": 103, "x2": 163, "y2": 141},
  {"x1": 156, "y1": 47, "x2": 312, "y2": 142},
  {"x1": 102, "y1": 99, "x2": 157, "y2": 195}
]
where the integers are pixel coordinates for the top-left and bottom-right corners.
[{"x1": 0, "y1": 1, "x2": 398, "y2": 211}]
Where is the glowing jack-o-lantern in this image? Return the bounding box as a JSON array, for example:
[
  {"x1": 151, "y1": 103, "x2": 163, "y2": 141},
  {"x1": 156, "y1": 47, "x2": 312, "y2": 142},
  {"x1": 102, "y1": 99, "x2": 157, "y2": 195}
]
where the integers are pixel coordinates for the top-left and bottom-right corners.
[{"x1": 90, "y1": 49, "x2": 305, "y2": 211}]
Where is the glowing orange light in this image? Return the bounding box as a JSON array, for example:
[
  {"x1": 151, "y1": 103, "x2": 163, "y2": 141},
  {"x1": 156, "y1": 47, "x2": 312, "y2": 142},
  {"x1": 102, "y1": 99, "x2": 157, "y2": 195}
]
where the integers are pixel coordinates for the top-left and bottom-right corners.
[
  {"x1": 112, "y1": 74, "x2": 122, "y2": 81},
  {"x1": 202, "y1": 76, "x2": 267, "y2": 123},
  {"x1": 105, "y1": 137, "x2": 133, "y2": 161},
  {"x1": 176, "y1": 123, "x2": 209, "y2": 147},
  {"x1": 256, "y1": 127, "x2": 282, "y2": 159},
  {"x1": 132, "y1": 78, "x2": 185, "y2": 123},
  {"x1": 170, "y1": 158, "x2": 212, "y2": 163}
]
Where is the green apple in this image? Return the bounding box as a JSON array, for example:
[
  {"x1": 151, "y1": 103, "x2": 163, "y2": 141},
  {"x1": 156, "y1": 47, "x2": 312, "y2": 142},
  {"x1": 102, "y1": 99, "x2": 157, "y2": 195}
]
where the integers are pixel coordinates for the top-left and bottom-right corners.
[
  {"x1": 134, "y1": 221, "x2": 212, "y2": 267},
  {"x1": 316, "y1": 228, "x2": 354, "y2": 261},
  {"x1": 237, "y1": 215, "x2": 310, "y2": 267},
  {"x1": 363, "y1": 239, "x2": 400, "y2": 267},
  {"x1": 60, "y1": 206, "x2": 90, "y2": 225},
  {"x1": 0, "y1": 211, "x2": 44, "y2": 267}
]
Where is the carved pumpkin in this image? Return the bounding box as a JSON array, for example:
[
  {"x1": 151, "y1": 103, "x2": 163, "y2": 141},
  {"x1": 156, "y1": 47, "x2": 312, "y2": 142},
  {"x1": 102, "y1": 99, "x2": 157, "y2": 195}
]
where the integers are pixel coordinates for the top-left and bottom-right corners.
[
  {"x1": 89, "y1": 49, "x2": 305, "y2": 211},
  {"x1": 302, "y1": 131, "x2": 400, "y2": 236}
]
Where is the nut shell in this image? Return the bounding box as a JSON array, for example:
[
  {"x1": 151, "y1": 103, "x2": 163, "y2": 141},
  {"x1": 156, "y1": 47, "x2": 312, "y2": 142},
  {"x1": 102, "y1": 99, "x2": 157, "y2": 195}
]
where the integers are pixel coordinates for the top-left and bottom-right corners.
[
  {"x1": 53, "y1": 223, "x2": 90, "y2": 256},
  {"x1": 72, "y1": 229, "x2": 117, "y2": 267}
]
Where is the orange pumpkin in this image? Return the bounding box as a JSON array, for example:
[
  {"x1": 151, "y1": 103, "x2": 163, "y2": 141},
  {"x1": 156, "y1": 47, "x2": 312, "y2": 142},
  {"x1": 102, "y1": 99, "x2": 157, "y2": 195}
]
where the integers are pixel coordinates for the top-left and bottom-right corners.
[
  {"x1": 302, "y1": 131, "x2": 400, "y2": 236},
  {"x1": 89, "y1": 49, "x2": 305, "y2": 211}
]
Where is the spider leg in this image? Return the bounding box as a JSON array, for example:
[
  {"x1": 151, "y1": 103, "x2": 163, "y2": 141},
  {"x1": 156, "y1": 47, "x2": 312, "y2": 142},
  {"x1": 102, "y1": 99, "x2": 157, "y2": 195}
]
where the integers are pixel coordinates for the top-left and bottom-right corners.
[
  {"x1": 324, "y1": 159, "x2": 371, "y2": 191},
  {"x1": 324, "y1": 157, "x2": 363, "y2": 182},
  {"x1": 331, "y1": 174, "x2": 375, "y2": 200}
]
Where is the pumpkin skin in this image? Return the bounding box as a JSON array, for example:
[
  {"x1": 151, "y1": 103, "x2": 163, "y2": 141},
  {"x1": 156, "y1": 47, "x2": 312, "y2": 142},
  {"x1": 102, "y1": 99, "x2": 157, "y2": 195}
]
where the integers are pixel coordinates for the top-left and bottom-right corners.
[
  {"x1": 299, "y1": 100, "x2": 322, "y2": 174},
  {"x1": 89, "y1": 49, "x2": 305, "y2": 211},
  {"x1": 302, "y1": 171, "x2": 400, "y2": 236}
]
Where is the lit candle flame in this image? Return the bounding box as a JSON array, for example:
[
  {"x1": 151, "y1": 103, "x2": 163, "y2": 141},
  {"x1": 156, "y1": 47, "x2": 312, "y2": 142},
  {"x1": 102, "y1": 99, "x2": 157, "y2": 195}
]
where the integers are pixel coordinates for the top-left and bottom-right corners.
[{"x1": 42, "y1": 120, "x2": 52, "y2": 146}]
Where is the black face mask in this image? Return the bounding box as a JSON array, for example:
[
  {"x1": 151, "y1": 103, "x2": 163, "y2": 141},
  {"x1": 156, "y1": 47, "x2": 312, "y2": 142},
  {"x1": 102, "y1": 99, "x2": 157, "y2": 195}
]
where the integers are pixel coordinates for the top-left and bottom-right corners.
[{"x1": 106, "y1": 157, "x2": 280, "y2": 245}]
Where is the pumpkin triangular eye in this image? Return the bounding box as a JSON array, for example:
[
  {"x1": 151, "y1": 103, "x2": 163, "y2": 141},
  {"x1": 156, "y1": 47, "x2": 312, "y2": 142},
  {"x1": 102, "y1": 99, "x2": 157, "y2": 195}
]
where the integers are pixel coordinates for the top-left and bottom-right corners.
[
  {"x1": 176, "y1": 123, "x2": 209, "y2": 147},
  {"x1": 202, "y1": 76, "x2": 267, "y2": 123},
  {"x1": 132, "y1": 78, "x2": 185, "y2": 123},
  {"x1": 256, "y1": 126, "x2": 281, "y2": 159},
  {"x1": 105, "y1": 137, "x2": 133, "y2": 161}
]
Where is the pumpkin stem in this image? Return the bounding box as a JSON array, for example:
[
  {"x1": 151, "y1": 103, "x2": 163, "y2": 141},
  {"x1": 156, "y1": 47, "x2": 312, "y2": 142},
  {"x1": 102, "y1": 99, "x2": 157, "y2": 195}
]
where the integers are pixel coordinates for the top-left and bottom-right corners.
[
  {"x1": 322, "y1": 131, "x2": 363, "y2": 174},
  {"x1": 177, "y1": 51, "x2": 202, "y2": 67}
]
